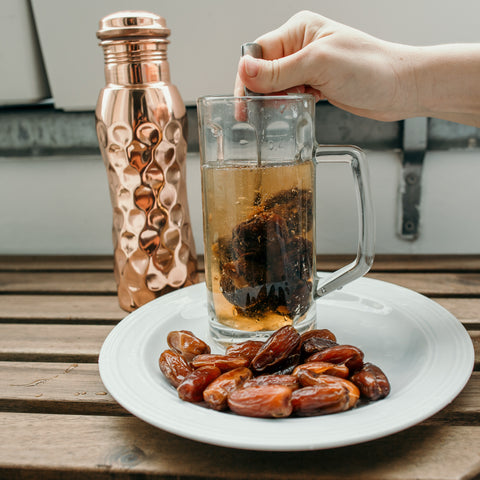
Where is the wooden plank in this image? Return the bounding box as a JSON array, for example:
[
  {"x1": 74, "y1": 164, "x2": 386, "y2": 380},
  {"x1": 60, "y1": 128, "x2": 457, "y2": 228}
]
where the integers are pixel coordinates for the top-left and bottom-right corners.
[
  {"x1": 0, "y1": 324, "x2": 113, "y2": 362},
  {"x1": 367, "y1": 272, "x2": 480, "y2": 296},
  {"x1": 0, "y1": 413, "x2": 479, "y2": 479},
  {"x1": 0, "y1": 271, "x2": 117, "y2": 293},
  {"x1": 321, "y1": 254, "x2": 480, "y2": 272},
  {"x1": 0, "y1": 255, "x2": 114, "y2": 271},
  {"x1": 433, "y1": 298, "x2": 480, "y2": 329},
  {"x1": 0, "y1": 362, "x2": 125, "y2": 415},
  {"x1": 0, "y1": 295, "x2": 478, "y2": 332},
  {"x1": 1, "y1": 323, "x2": 479, "y2": 367},
  {"x1": 0, "y1": 295, "x2": 126, "y2": 323},
  {"x1": 1, "y1": 271, "x2": 480, "y2": 296},
  {"x1": 0, "y1": 360, "x2": 477, "y2": 419},
  {"x1": 2, "y1": 254, "x2": 480, "y2": 272},
  {"x1": 0, "y1": 271, "x2": 206, "y2": 294}
]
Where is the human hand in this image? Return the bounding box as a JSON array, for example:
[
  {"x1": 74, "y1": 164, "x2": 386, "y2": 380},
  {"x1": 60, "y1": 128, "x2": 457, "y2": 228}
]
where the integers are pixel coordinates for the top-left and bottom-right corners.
[{"x1": 234, "y1": 11, "x2": 418, "y2": 122}]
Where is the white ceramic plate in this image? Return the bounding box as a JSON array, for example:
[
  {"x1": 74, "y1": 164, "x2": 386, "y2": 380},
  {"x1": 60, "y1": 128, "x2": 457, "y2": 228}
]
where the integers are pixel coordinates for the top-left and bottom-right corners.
[{"x1": 99, "y1": 277, "x2": 474, "y2": 451}]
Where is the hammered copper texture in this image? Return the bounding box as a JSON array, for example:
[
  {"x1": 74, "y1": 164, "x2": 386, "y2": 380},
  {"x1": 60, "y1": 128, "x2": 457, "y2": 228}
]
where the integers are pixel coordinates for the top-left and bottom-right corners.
[{"x1": 96, "y1": 13, "x2": 197, "y2": 312}]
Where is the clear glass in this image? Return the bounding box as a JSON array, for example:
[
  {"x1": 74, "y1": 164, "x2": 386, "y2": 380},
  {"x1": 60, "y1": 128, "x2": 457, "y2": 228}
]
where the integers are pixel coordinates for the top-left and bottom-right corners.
[{"x1": 197, "y1": 95, "x2": 374, "y2": 346}]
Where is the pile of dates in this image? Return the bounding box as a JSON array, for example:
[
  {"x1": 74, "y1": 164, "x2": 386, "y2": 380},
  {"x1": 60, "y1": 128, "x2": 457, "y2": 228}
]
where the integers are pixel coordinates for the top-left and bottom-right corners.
[{"x1": 158, "y1": 325, "x2": 390, "y2": 418}]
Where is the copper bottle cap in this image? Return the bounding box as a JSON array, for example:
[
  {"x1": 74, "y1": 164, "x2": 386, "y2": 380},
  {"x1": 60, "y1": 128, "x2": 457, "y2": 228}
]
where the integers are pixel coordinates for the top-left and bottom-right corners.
[{"x1": 97, "y1": 11, "x2": 170, "y2": 40}]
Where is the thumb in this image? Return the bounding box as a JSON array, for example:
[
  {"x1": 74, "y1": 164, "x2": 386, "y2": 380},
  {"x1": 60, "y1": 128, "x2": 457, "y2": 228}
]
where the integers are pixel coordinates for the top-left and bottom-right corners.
[{"x1": 239, "y1": 52, "x2": 311, "y2": 94}]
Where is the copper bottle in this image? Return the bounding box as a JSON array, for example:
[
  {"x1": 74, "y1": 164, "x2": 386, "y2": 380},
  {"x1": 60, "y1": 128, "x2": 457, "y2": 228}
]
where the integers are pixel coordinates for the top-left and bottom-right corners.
[{"x1": 95, "y1": 11, "x2": 197, "y2": 312}]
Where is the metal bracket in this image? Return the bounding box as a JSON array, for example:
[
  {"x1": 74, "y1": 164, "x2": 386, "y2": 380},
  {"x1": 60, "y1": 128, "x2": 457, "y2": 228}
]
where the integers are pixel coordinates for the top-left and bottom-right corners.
[{"x1": 398, "y1": 117, "x2": 428, "y2": 240}]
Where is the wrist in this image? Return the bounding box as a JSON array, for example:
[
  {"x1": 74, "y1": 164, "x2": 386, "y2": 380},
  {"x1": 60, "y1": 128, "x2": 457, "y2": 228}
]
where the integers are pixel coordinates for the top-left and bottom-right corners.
[{"x1": 409, "y1": 44, "x2": 480, "y2": 124}]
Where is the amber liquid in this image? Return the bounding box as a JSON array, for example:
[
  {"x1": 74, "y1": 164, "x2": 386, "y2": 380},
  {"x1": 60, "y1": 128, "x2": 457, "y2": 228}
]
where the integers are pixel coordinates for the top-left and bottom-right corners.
[{"x1": 202, "y1": 160, "x2": 316, "y2": 334}]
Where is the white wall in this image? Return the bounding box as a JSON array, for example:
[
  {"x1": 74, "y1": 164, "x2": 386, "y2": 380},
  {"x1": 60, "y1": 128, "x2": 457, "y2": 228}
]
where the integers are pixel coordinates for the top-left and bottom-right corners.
[{"x1": 30, "y1": 0, "x2": 480, "y2": 109}]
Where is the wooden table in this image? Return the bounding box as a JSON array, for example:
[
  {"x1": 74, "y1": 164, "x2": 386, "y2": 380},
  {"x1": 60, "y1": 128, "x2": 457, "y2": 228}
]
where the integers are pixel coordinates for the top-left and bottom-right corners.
[{"x1": 1, "y1": 255, "x2": 479, "y2": 480}]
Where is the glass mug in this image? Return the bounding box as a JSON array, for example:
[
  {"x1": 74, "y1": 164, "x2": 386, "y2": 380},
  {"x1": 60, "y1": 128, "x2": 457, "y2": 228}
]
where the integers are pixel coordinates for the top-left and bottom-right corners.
[{"x1": 197, "y1": 94, "x2": 374, "y2": 346}]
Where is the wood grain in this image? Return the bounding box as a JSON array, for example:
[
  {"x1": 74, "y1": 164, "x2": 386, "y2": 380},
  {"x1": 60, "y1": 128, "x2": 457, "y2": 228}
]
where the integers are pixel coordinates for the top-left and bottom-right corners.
[
  {"x1": 367, "y1": 272, "x2": 480, "y2": 296},
  {"x1": 0, "y1": 255, "x2": 114, "y2": 271},
  {"x1": 0, "y1": 324, "x2": 113, "y2": 362},
  {"x1": 0, "y1": 255, "x2": 479, "y2": 480},
  {"x1": 1, "y1": 323, "x2": 478, "y2": 366},
  {"x1": 0, "y1": 271, "x2": 117, "y2": 293},
  {"x1": 433, "y1": 298, "x2": 480, "y2": 329},
  {"x1": 0, "y1": 413, "x2": 479, "y2": 480},
  {"x1": 2, "y1": 254, "x2": 480, "y2": 272},
  {"x1": 1, "y1": 360, "x2": 477, "y2": 420},
  {"x1": 1, "y1": 271, "x2": 480, "y2": 297},
  {"x1": 0, "y1": 362, "x2": 125, "y2": 415},
  {"x1": 1, "y1": 295, "x2": 479, "y2": 331},
  {"x1": 0, "y1": 295, "x2": 125, "y2": 323}
]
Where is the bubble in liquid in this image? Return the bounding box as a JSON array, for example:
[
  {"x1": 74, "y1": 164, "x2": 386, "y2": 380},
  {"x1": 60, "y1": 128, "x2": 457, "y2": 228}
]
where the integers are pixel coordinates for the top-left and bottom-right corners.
[
  {"x1": 134, "y1": 185, "x2": 155, "y2": 212},
  {"x1": 136, "y1": 122, "x2": 161, "y2": 146},
  {"x1": 164, "y1": 120, "x2": 182, "y2": 145}
]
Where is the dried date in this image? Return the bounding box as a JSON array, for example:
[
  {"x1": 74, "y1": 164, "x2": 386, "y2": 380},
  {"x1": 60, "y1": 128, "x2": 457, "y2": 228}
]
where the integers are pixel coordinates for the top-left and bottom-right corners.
[
  {"x1": 167, "y1": 330, "x2": 211, "y2": 361},
  {"x1": 159, "y1": 349, "x2": 192, "y2": 388},
  {"x1": 300, "y1": 329, "x2": 338, "y2": 357},
  {"x1": 350, "y1": 362, "x2": 390, "y2": 400},
  {"x1": 298, "y1": 374, "x2": 360, "y2": 409},
  {"x1": 307, "y1": 345, "x2": 364, "y2": 372},
  {"x1": 225, "y1": 340, "x2": 264, "y2": 363},
  {"x1": 250, "y1": 325, "x2": 301, "y2": 373},
  {"x1": 177, "y1": 365, "x2": 221, "y2": 403},
  {"x1": 293, "y1": 361, "x2": 349, "y2": 380},
  {"x1": 243, "y1": 374, "x2": 299, "y2": 391},
  {"x1": 203, "y1": 367, "x2": 253, "y2": 411},
  {"x1": 191, "y1": 354, "x2": 250, "y2": 372},
  {"x1": 159, "y1": 326, "x2": 390, "y2": 419},
  {"x1": 291, "y1": 383, "x2": 349, "y2": 416},
  {"x1": 228, "y1": 385, "x2": 293, "y2": 418}
]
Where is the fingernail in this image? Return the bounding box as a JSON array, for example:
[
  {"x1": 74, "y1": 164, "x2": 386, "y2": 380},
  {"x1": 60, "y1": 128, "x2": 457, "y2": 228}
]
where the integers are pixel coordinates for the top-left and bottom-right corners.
[{"x1": 244, "y1": 56, "x2": 259, "y2": 78}]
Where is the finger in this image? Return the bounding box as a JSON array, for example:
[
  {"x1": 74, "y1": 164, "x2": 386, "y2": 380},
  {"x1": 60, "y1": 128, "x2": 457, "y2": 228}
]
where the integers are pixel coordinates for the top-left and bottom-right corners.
[
  {"x1": 238, "y1": 50, "x2": 315, "y2": 94},
  {"x1": 255, "y1": 10, "x2": 324, "y2": 59},
  {"x1": 234, "y1": 67, "x2": 245, "y2": 97}
]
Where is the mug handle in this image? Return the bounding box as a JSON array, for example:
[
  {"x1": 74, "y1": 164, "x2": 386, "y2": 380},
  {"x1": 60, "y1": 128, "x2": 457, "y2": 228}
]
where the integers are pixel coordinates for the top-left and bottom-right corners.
[{"x1": 314, "y1": 145, "x2": 375, "y2": 298}]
